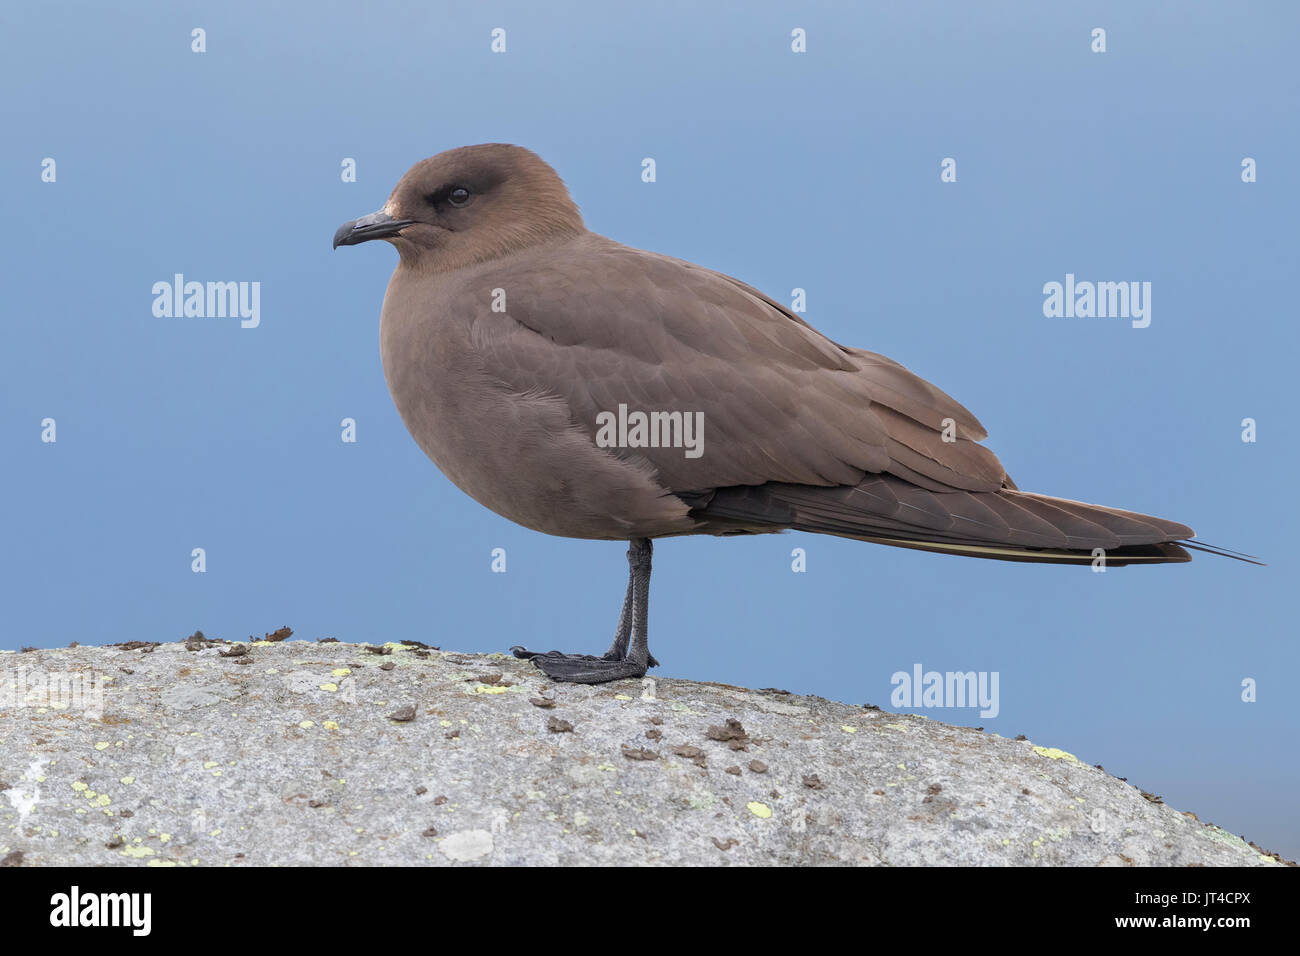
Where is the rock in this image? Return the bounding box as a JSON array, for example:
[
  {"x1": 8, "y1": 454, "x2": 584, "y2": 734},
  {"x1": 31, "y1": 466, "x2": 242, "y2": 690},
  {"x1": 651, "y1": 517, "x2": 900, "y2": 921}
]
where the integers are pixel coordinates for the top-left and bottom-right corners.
[
  {"x1": 438, "y1": 829, "x2": 493, "y2": 862},
  {"x1": 0, "y1": 642, "x2": 1289, "y2": 866},
  {"x1": 160, "y1": 683, "x2": 240, "y2": 711}
]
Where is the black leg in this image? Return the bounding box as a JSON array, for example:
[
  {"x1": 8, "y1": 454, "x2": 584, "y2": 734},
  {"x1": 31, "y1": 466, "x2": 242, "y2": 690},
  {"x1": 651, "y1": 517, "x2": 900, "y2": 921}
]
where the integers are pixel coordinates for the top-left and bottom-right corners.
[
  {"x1": 600, "y1": 567, "x2": 636, "y2": 660},
  {"x1": 511, "y1": 538, "x2": 658, "y2": 683},
  {"x1": 598, "y1": 556, "x2": 660, "y2": 667}
]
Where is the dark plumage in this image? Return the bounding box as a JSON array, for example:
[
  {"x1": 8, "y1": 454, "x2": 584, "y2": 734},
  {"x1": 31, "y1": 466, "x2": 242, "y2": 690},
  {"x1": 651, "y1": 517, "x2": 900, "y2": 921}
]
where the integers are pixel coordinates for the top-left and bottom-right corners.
[{"x1": 334, "y1": 144, "x2": 1239, "y2": 683}]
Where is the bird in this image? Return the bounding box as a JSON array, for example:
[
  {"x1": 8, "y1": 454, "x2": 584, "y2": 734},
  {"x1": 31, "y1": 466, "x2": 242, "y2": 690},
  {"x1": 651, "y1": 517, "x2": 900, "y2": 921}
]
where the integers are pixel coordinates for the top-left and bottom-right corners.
[{"x1": 333, "y1": 143, "x2": 1248, "y2": 684}]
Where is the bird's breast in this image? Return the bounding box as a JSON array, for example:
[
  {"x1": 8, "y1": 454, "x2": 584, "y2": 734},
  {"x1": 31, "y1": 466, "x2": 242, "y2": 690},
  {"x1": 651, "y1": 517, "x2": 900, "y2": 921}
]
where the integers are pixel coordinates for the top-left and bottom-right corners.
[{"x1": 377, "y1": 274, "x2": 692, "y2": 540}]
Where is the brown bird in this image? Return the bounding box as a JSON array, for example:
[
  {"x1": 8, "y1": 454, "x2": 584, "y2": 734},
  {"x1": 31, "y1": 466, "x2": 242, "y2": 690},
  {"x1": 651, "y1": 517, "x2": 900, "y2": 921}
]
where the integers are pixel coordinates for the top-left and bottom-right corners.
[{"x1": 334, "y1": 143, "x2": 1242, "y2": 684}]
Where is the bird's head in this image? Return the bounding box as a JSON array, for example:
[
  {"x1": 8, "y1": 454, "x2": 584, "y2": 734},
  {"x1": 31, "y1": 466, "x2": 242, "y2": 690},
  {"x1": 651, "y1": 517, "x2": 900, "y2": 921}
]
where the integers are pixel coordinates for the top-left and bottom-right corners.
[{"x1": 333, "y1": 143, "x2": 584, "y2": 271}]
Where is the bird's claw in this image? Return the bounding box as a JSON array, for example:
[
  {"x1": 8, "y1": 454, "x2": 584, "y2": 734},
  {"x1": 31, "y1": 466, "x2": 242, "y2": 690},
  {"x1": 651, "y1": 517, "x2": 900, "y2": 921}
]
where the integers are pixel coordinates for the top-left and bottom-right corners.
[{"x1": 510, "y1": 645, "x2": 657, "y2": 683}]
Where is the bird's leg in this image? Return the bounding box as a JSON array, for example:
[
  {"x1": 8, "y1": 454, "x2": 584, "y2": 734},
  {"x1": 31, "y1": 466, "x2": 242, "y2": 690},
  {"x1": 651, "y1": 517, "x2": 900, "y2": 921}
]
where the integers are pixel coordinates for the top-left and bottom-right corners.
[
  {"x1": 599, "y1": 570, "x2": 636, "y2": 660},
  {"x1": 510, "y1": 538, "x2": 658, "y2": 683},
  {"x1": 599, "y1": 559, "x2": 659, "y2": 667}
]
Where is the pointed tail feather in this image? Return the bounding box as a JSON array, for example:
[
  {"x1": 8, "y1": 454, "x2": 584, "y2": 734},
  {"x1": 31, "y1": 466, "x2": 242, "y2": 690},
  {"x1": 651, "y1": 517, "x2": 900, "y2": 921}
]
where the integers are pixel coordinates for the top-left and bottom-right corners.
[
  {"x1": 685, "y1": 475, "x2": 1252, "y2": 567},
  {"x1": 1177, "y1": 541, "x2": 1265, "y2": 566}
]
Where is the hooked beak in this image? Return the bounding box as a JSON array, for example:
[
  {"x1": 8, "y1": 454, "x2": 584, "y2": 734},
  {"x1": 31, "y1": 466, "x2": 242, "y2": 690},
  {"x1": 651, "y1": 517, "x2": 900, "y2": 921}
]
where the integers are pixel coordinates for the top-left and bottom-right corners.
[{"x1": 333, "y1": 210, "x2": 415, "y2": 249}]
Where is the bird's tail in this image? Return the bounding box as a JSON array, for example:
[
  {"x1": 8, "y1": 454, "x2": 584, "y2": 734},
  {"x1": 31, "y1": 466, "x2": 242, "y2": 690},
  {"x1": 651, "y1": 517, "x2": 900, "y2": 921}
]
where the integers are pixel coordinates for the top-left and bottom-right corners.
[{"x1": 685, "y1": 476, "x2": 1260, "y2": 567}]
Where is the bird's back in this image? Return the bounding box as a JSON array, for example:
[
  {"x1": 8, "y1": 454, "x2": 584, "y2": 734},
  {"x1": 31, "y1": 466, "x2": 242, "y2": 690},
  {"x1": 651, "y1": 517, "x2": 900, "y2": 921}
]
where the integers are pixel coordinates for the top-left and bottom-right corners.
[{"x1": 379, "y1": 231, "x2": 1200, "y2": 562}]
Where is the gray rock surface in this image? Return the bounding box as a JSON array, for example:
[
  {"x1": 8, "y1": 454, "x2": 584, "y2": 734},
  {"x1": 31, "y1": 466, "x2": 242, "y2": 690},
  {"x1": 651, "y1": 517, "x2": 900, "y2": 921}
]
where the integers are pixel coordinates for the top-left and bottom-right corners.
[{"x1": 0, "y1": 640, "x2": 1288, "y2": 866}]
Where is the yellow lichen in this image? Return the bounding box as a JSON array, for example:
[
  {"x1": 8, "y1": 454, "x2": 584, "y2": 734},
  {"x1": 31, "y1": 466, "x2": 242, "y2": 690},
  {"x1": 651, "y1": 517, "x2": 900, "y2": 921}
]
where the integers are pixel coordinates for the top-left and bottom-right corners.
[{"x1": 1032, "y1": 746, "x2": 1079, "y2": 763}]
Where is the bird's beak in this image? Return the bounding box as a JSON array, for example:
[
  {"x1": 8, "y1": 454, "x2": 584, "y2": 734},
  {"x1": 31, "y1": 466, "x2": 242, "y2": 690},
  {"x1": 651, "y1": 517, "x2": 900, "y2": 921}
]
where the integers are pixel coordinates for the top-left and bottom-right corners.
[{"x1": 333, "y1": 210, "x2": 415, "y2": 249}]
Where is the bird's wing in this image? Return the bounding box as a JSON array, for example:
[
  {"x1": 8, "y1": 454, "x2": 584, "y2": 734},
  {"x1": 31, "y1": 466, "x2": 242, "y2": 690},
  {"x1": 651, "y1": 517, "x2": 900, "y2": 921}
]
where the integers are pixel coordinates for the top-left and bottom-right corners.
[{"x1": 469, "y1": 237, "x2": 1008, "y2": 495}]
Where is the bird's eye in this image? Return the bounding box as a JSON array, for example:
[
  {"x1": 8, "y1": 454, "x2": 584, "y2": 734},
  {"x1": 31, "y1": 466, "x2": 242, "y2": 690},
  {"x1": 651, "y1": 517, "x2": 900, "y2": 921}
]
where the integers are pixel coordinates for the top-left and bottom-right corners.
[{"x1": 447, "y1": 187, "x2": 471, "y2": 207}]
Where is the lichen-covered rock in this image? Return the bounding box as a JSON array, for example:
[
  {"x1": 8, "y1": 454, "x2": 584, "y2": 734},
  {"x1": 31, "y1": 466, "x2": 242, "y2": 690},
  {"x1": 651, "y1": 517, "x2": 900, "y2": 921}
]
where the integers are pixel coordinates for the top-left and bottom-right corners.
[{"x1": 0, "y1": 642, "x2": 1288, "y2": 866}]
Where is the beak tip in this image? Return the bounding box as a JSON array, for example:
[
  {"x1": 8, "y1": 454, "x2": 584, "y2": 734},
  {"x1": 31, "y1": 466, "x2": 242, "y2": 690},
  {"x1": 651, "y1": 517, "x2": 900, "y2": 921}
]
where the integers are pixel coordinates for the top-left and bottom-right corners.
[
  {"x1": 334, "y1": 211, "x2": 411, "y2": 250},
  {"x1": 332, "y1": 220, "x2": 358, "y2": 250}
]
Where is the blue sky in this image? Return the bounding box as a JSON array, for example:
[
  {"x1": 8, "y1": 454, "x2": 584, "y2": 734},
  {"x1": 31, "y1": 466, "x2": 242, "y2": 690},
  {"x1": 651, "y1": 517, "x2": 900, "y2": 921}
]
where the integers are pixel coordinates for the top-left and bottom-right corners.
[{"x1": 3, "y1": 1, "x2": 1297, "y2": 858}]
